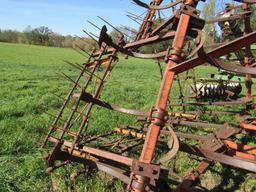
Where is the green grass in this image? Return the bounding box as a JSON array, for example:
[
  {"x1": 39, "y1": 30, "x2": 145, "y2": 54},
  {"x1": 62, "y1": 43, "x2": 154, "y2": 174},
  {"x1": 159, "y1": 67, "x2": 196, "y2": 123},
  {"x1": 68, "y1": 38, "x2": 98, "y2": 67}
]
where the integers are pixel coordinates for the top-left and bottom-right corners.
[{"x1": 0, "y1": 42, "x2": 256, "y2": 192}]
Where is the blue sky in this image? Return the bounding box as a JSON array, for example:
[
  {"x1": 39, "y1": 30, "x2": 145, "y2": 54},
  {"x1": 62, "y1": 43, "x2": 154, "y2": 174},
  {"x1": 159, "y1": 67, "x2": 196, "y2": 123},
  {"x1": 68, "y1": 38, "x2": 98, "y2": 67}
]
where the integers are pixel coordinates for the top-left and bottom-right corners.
[
  {"x1": 0, "y1": 0, "x2": 231, "y2": 36},
  {"x1": 0, "y1": 0, "x2": 146, "y2": 36}
]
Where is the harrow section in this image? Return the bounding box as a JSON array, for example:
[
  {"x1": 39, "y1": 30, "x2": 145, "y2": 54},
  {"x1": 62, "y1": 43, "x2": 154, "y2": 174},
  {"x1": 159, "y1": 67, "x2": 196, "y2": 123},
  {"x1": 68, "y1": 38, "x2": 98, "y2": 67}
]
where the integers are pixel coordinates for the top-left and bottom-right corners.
[{"x1": 43, "y1": 0, "x2": 256, "y2": 191}]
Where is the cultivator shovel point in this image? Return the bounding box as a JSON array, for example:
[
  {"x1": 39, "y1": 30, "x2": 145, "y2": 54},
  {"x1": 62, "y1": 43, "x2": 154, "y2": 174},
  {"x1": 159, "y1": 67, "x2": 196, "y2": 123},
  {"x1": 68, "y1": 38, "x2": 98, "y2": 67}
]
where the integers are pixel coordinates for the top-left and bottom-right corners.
[{"x1": 43, "y1": 0, "x2": 256, "y2": 191}]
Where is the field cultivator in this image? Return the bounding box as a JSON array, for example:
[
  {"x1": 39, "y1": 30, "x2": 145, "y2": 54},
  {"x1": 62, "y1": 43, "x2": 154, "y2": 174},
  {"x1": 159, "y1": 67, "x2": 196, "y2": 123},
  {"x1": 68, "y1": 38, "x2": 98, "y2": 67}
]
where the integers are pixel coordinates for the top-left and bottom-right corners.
[{"x1": 43, "y1": 0, "x2": 256, "y2": 191}]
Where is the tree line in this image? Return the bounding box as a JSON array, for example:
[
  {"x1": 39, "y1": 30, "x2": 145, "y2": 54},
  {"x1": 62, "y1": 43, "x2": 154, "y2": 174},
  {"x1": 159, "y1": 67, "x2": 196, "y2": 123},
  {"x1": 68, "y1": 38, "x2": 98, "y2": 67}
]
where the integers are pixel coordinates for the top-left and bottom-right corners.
[
  {"x1": 0, "y1": 25, "x2": 139, "y2": 52},
  {"x1": 0, "y1": 26, "x2": 98, "y2": 52},
  {"x1": 1, "y1": 3, "x2": 255, "y2": 51}
]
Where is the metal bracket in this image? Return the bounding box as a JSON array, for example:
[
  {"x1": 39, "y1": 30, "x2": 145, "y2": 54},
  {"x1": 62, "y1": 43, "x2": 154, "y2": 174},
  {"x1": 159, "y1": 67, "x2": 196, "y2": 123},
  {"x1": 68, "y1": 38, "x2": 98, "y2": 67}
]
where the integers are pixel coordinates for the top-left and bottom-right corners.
[
  {"x1": 132, "y1": 160, "x2": 161, "y2": 180},
  {"x1": 149, "y1": 107, "x2": 169, "y2": 126},
  {"x1": 199, "y1": 134, "x2": 224, "y2": 152},
  {"x1": 215, "y1": 123, "x2": 241, "y2": 139}
]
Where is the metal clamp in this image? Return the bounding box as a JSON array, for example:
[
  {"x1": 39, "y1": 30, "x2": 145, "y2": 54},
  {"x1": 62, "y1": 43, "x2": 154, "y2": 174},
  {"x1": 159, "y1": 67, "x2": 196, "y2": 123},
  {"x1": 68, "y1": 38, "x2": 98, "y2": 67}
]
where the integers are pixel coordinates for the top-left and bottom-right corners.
[
  {"x1": 166, "y1": 47, "x2": 185, "y2": 63},
  {"x1": 149, "y1": 107, "x2": 169, "y2": 126},
  {"x1": 132, "y1": 160, "x2": 161, "y2": 180}
]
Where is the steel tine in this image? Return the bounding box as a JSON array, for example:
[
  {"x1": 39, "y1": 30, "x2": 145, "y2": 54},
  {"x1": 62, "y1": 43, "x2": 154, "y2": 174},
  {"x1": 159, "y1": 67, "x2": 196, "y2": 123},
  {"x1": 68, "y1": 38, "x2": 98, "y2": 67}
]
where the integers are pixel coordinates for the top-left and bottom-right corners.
[
  {"x1": 126, "y1": 11, "x2": 144, "y2": 21},
  {"x1": 66, "y1": 105, "x2": 88, "y2": 117},
  {"x1": 126, "y1": 15, "x2": 141, "y2": 24},
  {"x1": 51, "y1": 92, "x2": 66, "y2": 101},
  {"x1": 76, "y1": 62, "x2": 103, "y2": 81},
  {"x1": 74, "y1": 35, "x2": 95, "y2": 55},
  {"x1": 87, "y1": 20, "x2": 101, "y2": 30},
  {"x1": 126, "y1": 11, "x2": 140, "y2": 17},
  {"x1": 97, "y1": 16, "x2": 123, "y2": 36},
  {"x1": 159, "y1": 10, "x2": 167, "y2": 19},
  {"x1": 73, "y1": 41, "x2": 91, "y2": 57},
  {"x1": 59, "y1": 72, "x2": 82, "y2": 89},
  {"x1": 120, "y1": 25, "x2": 137, "y2": 34},
  {"x1": 94, "y1": 13, "x2": 137, "y2": 40},
  {"x1": 72, "y1": 62, "x2": 84, "y2": 70},
  {"x1": 89, "y1": 32, "x2": 99, "y2": 39},
  {"x1": 64, "y1": 60, "x2": 83, "y2": 71},
  {"x1": 127, "y1": 9, "x2": 147, "y2": 20},
  {"x1": 83, "y1": 30, "x2": 99, "y2": 44},
  {"x1": 84, "y1": 69, "x2": 104, "y2": 81},
  {"x1": 130, "y1": 1, "x2": 139, "y2": 7},
  {"x1": 44, "y1": 111, "x2": 65, "y2": 123},
  {"x1": 72, "y1": 46, "x2": 89, "y2": 58},
  {"x1": 120, "y1": 25, "x2": 137, "y2": 41}
]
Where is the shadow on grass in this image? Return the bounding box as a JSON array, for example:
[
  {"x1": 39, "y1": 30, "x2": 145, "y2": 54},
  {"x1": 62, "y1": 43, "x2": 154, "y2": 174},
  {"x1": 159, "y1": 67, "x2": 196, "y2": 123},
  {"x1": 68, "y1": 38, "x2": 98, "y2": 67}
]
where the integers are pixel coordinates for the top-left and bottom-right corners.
[{"x1": 210, "y1": 167, "x2": 246, "y2": 192}]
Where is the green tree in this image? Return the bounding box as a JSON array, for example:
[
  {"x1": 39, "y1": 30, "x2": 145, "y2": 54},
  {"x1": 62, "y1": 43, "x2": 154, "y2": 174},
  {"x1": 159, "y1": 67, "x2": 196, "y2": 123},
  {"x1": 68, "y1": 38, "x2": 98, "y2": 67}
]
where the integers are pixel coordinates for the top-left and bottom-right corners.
[
  {"x1": 251, "y1": 5, "x2": 256, "y2": 31},
  {"x1": 109, "y1": 26, "x2": 137, "y2": 43},
  {"x1": 0, "y1": 29, "x2": 19, "y2": 43},
  {"x1": 62, "y1": 35, "x2": 74, "y2": 48},
  {"x1": 49, "y1": 33, "x2": 65, "y2": 47},
  {"x1": 202, "y1": 0, "x2": 217, "y2": 44},
  {"x1": 31, "y1": 26, "x2": 53, "y2": 45}
]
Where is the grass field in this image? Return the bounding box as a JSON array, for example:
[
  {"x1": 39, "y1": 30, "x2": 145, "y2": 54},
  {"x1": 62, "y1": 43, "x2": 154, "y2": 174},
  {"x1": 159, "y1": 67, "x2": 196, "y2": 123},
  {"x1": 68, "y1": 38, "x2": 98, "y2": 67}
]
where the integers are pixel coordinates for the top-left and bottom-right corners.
[{"x1": 0, "y1": 42, "x2": 256, "y2": 192}]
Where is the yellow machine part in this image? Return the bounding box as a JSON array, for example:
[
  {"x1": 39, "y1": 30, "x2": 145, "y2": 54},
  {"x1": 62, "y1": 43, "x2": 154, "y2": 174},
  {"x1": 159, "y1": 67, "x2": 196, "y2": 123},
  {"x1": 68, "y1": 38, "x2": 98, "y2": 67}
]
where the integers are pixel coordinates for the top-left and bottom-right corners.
[
  {"x1": 86, "y1": 57, "x2": 112, "y2": 68},
  {"x1": 113, "y1": 128, "x2": 145, "y2": 139},
  {"x1": 224, "y1": 21, "x2": 230, "y2": 29},
  {"x1": 169, "y1": 112, "x2": 199, "y2": 121}
]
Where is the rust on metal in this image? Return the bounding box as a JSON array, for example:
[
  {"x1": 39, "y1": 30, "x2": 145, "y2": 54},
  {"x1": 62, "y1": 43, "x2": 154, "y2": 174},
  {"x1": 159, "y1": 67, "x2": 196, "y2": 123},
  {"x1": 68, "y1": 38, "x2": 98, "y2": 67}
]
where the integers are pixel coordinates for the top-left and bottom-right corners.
[{"x1": 43, "y1": 0, "x2": 256, "y2": 191}]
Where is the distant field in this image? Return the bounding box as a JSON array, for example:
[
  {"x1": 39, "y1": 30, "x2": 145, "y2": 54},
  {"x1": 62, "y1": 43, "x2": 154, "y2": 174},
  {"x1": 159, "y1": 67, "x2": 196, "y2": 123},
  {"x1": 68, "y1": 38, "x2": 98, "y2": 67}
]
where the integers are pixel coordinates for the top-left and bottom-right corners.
[{"x1": 0, "y1": 42, "x2": 255, "y2": 192}]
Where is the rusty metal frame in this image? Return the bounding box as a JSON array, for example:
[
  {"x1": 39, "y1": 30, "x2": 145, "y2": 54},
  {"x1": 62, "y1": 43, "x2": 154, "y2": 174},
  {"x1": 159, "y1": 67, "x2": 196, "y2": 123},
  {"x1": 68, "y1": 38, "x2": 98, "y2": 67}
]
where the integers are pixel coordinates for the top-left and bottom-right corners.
[{"x1": 43, "y1": 1, "x2": 256, "y2": 192}]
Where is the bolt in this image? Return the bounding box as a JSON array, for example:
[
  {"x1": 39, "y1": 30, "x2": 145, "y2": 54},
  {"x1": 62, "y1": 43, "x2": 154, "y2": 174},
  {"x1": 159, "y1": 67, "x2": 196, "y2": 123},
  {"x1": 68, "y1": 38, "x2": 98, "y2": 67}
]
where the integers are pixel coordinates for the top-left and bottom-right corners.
[
  {"x1": 138, "y1": 166, "x2": 144, "y2": 172},
  {"x1": 152, "y1": 170, "x2": 158, "y2": 175}
]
